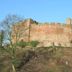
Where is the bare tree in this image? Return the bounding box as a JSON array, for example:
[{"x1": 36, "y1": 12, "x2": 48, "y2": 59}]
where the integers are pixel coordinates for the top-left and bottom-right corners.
[
  {"x1": 0, "y1": 14, "x2": 24, "y2": 72},
  {"x1": 12, "y1": 21, "x2": 29, "y2": 44},
  {"x1": 0, "y1": 30, "x2": 4, "y2": 48},
  {"x1": 1, "y1": 15, "x2": 23, "y2": 44}
]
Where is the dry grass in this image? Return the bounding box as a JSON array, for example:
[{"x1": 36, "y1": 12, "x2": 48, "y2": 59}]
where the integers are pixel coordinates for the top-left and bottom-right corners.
[{"x1": 0, "y1": 47, "x2": 72, "y2": 72}]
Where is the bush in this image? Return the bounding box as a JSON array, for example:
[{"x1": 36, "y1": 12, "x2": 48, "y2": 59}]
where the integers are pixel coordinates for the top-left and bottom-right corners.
[
  {"x1": 15, "y1": 40, "x2": 39, "y2": 48},
  {"x1": 30, "y1": 41, "x2": 39, "y2": 47},
  {"x1": 17, "y1": 41, "x2": 27, "y2": 48}
]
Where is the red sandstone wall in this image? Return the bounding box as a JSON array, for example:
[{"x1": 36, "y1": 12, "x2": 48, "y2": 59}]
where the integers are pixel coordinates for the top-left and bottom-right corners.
[{"x1": 12, "y1": 19, "x2": 72, "y2": 47}]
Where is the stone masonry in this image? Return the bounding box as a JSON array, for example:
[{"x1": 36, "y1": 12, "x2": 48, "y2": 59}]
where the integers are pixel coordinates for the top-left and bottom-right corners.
[{"x1": 12, "y1": 18, "x2": 72, "y2": 47}]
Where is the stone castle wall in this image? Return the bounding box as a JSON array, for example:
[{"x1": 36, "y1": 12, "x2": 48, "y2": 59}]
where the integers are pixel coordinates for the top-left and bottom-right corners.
[{"x1": 12, "y1": 18, "x2": 72, "y2": 47}]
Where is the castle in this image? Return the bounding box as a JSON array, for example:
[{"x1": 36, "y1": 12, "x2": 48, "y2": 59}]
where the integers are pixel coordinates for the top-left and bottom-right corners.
[{"x1": 12, "y1": 18, "x2": 72, "y2": 47}]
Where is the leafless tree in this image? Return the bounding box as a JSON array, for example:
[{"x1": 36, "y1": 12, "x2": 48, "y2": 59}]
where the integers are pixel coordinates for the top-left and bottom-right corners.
[
  {"x1": 0, "y1": 30, "x2": 4, "y2": 48},
  {"x1": 0, "y1": 14, "x2": 24, "y2": 72}
]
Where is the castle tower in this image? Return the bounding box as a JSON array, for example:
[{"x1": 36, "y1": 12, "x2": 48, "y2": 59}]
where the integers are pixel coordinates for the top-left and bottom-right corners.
[
  {"x1": 66, "y1": 18, "x2": 72, "y2": 30},
  {"x1": 66, "y1": 18, "x2": 72, "y2": 46},
  {"x1": 66, "y1": 18, "x2": 72, "y2": 24}
]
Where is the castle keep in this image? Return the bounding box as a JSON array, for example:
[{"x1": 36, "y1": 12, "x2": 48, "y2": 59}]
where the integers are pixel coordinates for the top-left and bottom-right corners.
[{"x1": 12, "y1": 18, "x2": 72, "y2": 47}]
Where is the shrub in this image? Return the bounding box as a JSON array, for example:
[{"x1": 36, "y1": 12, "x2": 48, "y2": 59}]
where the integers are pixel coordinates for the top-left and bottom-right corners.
[
  {"x1": 15, "y1": 40, "x2": 39, "y2": 48},
  {"x1": 17, "y1": 41, "x2": 27, "y2": 48},
  {"x1": 30, "y1": 41, "x2": 39, "y2": 47}
]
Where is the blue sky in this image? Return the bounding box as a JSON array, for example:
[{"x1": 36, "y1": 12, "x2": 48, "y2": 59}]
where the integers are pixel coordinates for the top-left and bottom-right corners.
[{"x1": 0, "y1": 0, "x2": 72, "y2": 23}]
